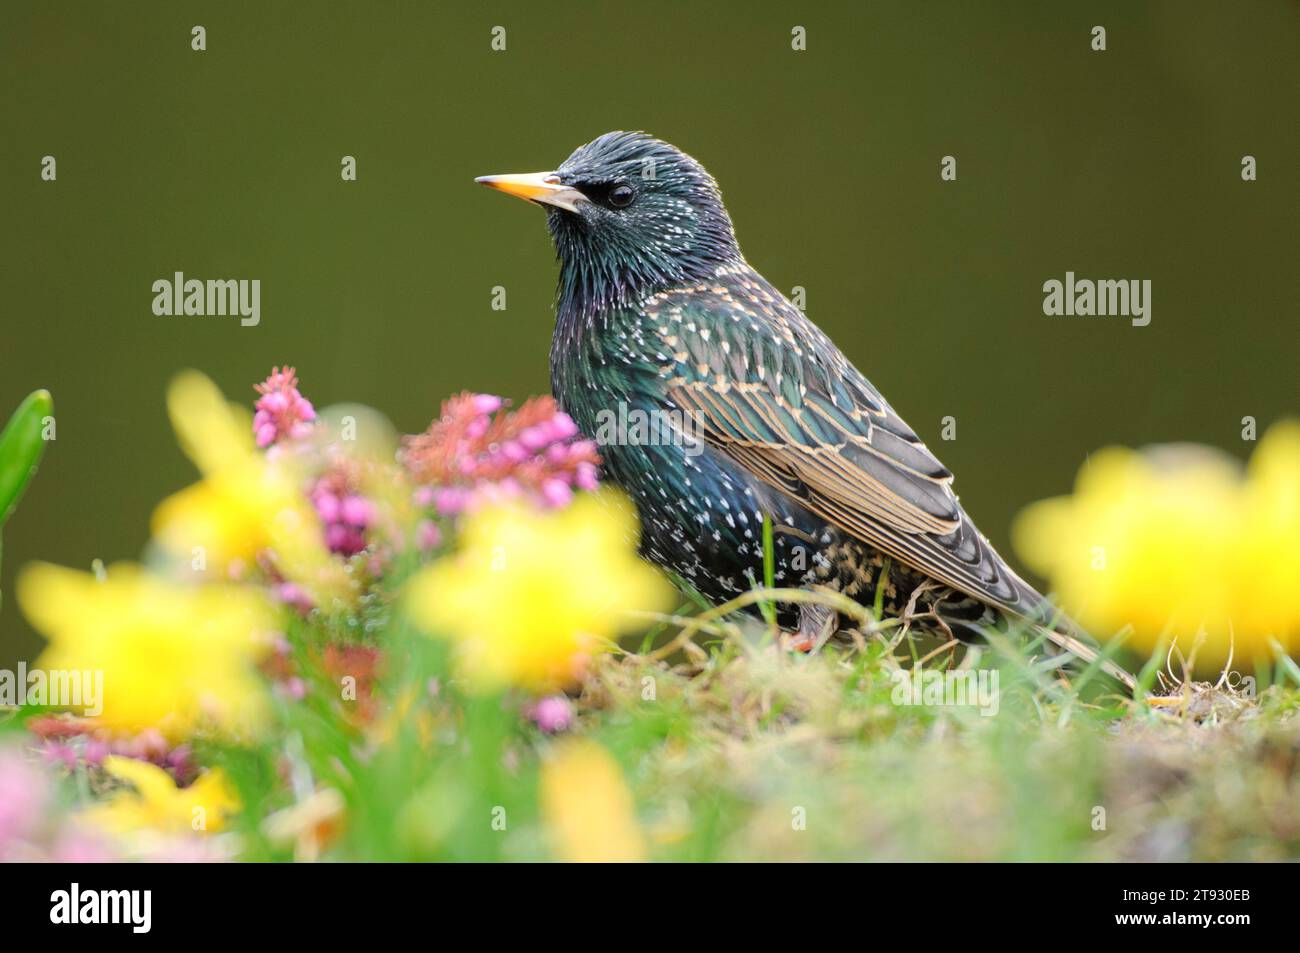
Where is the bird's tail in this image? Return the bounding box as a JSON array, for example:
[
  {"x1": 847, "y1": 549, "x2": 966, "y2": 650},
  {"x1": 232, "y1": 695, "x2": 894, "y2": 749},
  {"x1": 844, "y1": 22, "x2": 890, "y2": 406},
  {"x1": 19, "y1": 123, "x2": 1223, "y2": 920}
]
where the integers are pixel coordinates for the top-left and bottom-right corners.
[{"x1": 1036, "y1": 623, "x2": 1139, "y2": 694}]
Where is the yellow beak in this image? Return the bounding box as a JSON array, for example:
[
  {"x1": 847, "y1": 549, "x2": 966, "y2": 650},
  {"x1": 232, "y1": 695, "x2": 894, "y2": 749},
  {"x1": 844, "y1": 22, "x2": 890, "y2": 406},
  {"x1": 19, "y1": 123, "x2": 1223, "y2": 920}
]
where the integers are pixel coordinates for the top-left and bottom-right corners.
[{"x1": 474, "y1": 171, "x2": 587, "y2": 213}]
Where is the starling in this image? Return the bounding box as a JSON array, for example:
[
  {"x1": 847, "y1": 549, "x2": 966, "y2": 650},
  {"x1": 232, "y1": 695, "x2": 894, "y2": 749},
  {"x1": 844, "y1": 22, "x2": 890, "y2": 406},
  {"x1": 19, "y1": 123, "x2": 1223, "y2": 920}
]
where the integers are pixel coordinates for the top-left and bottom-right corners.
[{"x1": 478, "y1": 132, "x2": 1135, "y2": 691}]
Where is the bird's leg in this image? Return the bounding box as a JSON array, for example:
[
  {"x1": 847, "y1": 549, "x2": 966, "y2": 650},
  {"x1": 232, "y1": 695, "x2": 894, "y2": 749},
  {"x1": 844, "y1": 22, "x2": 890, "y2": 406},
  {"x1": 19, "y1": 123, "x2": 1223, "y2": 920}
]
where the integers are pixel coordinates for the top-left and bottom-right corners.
[{"x1": 786, "y1": 603, "x2": 838, "y2": 653}]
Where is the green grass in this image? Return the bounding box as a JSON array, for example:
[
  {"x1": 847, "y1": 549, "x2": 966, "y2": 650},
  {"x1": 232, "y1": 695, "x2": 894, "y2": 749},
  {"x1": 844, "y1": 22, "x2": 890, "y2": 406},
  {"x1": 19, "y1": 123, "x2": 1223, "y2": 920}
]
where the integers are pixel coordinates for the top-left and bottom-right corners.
[
  {"x1": 383, "y1": 556, "x2": 1299, "y2": 861},
  {"x1": 578, "y1": 603, "x2": 1300, "y2": 862},
  {"x1": 12, "y1": 571, "x2": 1300, "y2": 861}
]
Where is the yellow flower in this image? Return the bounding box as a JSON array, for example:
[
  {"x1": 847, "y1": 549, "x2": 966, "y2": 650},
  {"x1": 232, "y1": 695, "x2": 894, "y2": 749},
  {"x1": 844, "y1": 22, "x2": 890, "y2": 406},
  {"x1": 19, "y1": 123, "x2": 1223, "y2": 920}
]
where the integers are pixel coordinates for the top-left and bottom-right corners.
[
  {"x1": 18, "y1": 562, "x2": 274, "y2": 739},
  {"x1": 151, "y1": 370, "x2": 353, "y2": 608},
  {"x1": 404, "y1": 491, "x2": 672, "y2": 692},
  {"x1": 1233, "y1": 421, "x2": 1300, "y2": 643},
  {"x1": 262, "y1": 788, "x2": 346, "y2": 862},
  {"x1": 84, "y1": 756, "x2": 239, "y2": 835},
  {"x1": 1013, "y1": 422, "x2": 1300, "y2": 661},
  {"x1": 540, "y1": 739, "x2": 645, "y2": 862}
]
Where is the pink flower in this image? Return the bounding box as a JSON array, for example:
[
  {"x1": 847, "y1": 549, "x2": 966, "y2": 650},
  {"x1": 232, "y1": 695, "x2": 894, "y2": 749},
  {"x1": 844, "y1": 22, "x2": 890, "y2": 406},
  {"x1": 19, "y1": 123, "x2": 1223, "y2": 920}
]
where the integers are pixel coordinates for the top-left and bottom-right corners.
[
  {"x1": 325, "y1": 523, "x2": 366, "y2": 556},
  {"x1": 0, "y1": 746, "x2": 119, "y2": 862},
  {"x1": 400, "y1": 393, "x2": 602, "y2": 514},
  {"x1": 312, "y1": 488, "x2": 341, "y2": 523},
  {"x1": 310, "y1": 469, "x2": 375, "y2": 557},
  {"x1": 529, "y1": 695, "x2": 574, "y2": 734},
  {"x1": 83, "y1": 738, "x2": 111, "y2": 765},
  {"x1": 0, "y1": 747, "x2": 49, "y2": 857},
  {"x1": 541, "y1": 478, "x2": 573, "y2": 508},
  {"x1": 340, "y1": 495, "x2": 375, "y2": 527},
  {"x1": 549, "y1": 413, "x2": 579, "y2": 441},
  {"x1": 167, "y1": 745, "x2": 195, "y2": 776},
  {"x1": 22, "y1": 721, "x2": 200, "y2": 787},
  {"x1": 121, "y1": 728, "x2": 169, "y2": 762},
  {"x1": 50, "y1": 826, "x2": 116, "y2": 863},
  {"x1": 278, "y1": 676, "x2": 307, "y2": 701},
  {"x1": 276, "y1": 581, "x2": 315, "y2": 615},
  {"x1": 253, "y1": 366, "x2": 317, "y2": 448},
  {"x1": 416, "y1": 519, "x2": 442, "y2": 551},
  {"x1": 41, "y1": 742, "x2": 76, "y2": 769},
  {"x1": 576, "y1": 461, "x2": 599, "y2": 491},
  {"x1": 434, "y1": 487, "x2": 469, "y2": 516}
]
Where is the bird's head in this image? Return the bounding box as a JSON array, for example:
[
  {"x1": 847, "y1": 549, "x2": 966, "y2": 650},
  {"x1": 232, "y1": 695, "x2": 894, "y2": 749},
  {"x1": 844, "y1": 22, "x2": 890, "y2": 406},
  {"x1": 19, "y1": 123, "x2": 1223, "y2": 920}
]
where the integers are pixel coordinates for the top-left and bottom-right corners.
[{"x1": 477, "y1": 132, "x2": 740, "y2": 318}]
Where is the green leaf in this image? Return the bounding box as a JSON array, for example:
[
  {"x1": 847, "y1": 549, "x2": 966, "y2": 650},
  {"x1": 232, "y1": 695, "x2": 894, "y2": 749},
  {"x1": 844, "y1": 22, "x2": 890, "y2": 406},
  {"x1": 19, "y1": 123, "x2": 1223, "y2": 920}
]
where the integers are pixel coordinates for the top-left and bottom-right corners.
[
  {"x1": 0, "y1": 389, "x2": 53, "y2": 526},
  {"x1": 0, "y1": 389, "x2": 52, "y2": 613},
  {"x1": 759, "y1": 513, "x2": 776, "y2": 626}
]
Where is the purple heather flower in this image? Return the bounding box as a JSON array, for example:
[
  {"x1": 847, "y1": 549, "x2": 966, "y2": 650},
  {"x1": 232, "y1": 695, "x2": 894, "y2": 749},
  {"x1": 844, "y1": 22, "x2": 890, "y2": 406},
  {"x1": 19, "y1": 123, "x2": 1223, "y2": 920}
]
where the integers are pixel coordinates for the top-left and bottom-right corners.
[
  {"x1": 576, "y1": 461, "x2": 599, "y2": 492},
  {"x1": 549, "y1": 413, "x2": 579, "y2": 441},
  {"x1": 166, "y1": 745, "x2": 195, "y2": 775},
  {"x1": 434, "y1": 486, "x2": 470, "y2": 516},
  {"x1": 41, "y1": 742, "x2": 77, "y2": 769},
  {"x1": 122, "y1": 729, "x2": 169, "y2": 762},
  {"x1": 519, "y1": 426, "x2": 549, "y2": 451},
  {"x1": 83, "y1": 738, "x2": 111, "y2": 766},
  {"x1": 276, "y1": 581, "x2": 315, "y2": 614},
  {"x1": 312, "y1": 488, "x2": 341, "y2": 523},
  {"x1": 325, "y1": 523, "x2": 367, "y2": 556},
  {"x1": 340, "y1": 494, "x2": 375, "y2": 527},
  {"x1": 541, "y1": 478, "x2": 573, "y2": 508},
  {"x1": 416, "y1": 519, "x2": 442, "y2": 551},
  {"x1": 400, "y1": 393, "x2": 602, "y2": 515},
  {"x1": 253, "y1": 366, "x2": 317, "y2": 448},
  {"x1": 311, "y1": 472, "x2": 376, "y2": 557}
]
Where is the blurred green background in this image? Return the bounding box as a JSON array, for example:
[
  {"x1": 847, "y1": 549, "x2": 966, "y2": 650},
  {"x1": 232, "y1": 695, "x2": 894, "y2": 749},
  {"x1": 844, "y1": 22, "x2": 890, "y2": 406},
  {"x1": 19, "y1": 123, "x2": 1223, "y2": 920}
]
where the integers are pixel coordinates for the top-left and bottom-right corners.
[{"x1": 2, "y1": 1, "x2": 1297, "y2": 664}]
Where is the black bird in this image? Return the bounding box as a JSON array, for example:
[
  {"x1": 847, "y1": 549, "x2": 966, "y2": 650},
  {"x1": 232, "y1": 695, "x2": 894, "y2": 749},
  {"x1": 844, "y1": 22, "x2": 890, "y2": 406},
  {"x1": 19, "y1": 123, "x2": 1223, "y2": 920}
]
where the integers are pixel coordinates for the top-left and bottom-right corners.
[{"x1": 478, "y1": 132, "x2": 1134, "y2": 690}]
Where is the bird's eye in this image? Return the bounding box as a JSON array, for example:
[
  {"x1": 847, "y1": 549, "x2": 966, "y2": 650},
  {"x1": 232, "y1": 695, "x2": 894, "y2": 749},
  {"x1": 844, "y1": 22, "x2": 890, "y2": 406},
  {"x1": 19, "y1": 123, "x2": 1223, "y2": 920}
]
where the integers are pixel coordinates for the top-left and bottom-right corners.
[{"x1": 608, "y1": 184, "x2": 635, "y2": 208}]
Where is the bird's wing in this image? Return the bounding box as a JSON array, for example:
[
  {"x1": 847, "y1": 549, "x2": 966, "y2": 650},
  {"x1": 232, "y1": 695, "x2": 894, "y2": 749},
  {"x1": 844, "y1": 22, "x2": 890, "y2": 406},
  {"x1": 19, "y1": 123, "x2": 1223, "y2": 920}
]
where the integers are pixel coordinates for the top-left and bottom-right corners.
[{"x1": 649, "y1": 269, "x2": 1047, "y2": 621}]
